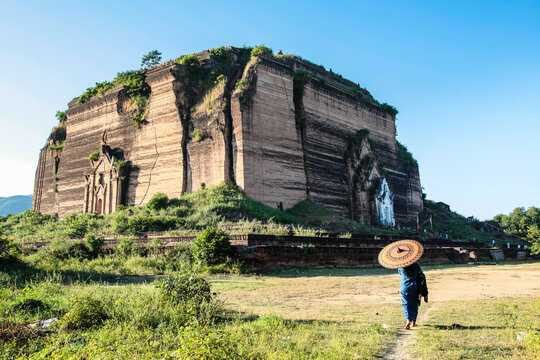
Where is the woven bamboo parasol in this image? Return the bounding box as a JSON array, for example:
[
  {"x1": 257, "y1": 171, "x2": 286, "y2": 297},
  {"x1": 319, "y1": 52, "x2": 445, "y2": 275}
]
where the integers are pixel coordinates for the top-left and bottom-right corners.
[{"x1": 378, "y1": 240, "x2": 424, "y2": 269}]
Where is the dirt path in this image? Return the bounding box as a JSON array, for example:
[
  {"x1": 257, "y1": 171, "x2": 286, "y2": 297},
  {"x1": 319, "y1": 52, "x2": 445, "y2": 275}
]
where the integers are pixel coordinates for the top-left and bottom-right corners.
[{"x1": 383, "y1": 303, "x2": 439, "y2": 360}]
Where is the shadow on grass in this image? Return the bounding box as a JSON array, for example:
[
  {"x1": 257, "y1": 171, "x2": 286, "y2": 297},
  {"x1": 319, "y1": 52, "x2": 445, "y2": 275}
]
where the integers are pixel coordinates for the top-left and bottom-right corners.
[
  {"x1": 0, "y1": 258, "x2": 157, "y2": 287},
  {"x1": 425, "y1": 324, "x2": 540, "y2": 331}
]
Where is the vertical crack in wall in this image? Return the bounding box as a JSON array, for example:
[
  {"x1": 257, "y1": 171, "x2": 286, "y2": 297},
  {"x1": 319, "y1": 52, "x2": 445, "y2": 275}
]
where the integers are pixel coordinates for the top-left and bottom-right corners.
[
  {"x1": 293, "y1": 69, "x2": 310, "y2": 197},
  {"x1": 221, "y1": 68, "x2": 243, "y2": 185}
]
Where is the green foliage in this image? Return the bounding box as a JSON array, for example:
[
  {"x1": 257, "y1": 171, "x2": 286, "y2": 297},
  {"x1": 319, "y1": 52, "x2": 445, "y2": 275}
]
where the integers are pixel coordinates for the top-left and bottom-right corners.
[
  {"x1": 275, "y1": 53, "x2": 294, "y2": 61},
  {"x1": 115, "y1": 236, "x2": 140, "y2": 257},
  {"x1": 147, "y1": 193, "x2": 170, "y2": 211},
  {"x1": 156, "y1": 274, "x2": 212, "y2": 304},
  {"x1": 397, "y1": 141, "x2": 418, "y2": 169},
  {"x1": 526, "y1": 225, "x2": 540, "y2": 254},
  {"x1": 63, "y1": 213, "x2": 90, "y2": 238},
  {"x1": 84, "y1": 234, "x2": 104, "y2": 257},
  {"x1": 141, "y1": 50, "x2": 162, "y2": 68},
  {"x1": 251, "y1": 45, "x2": 273, "y2": 57},
  {"x1": 60, "y1": 293, "x2": 108, "y2": 330},
  {"x1": 209, "y1": 46, "x2": 230, "y2": 62},
  {"x1": 234, "y1": 78, "x2": 250, "y2": 92},
  {"x1": 77, "y1": 70, "x2": 150, "y2": 128},
  {"x1": 0, "y1": 229, "x2": 18, "y2": 259},
  {"x1": 493, "y1": 206, "x2": 540, "y2": 236},
  {"x1": 192, "y1": 128, "x2": 203, "y2": 142},
  {"x1": 192, "y1": 228, "x2": 232, "y2": 266},
  {"x1": 357, "y1": 128, "x2": 370, "y2": 137},
  {"x1": 55, "y1": 110, "x2": 66, "y2": 123},
  {"x1": 88, "y1": 150, "x2": 100, "y2": 162},
  {"x1": 177, "y1": 54, "x2": 201, "y2": 80},
  {"x1": 47, "y1": 141, "x2": 64, "y2": 152},
  {"x1": 380, "y1": 103, "x2": 398, "y2": 116},
  {"x1": 293, "y1": 68, "x2": 308, "y2": 91},
  {"x1": 113, "y1": 160, "x2": 127, "y2": 179}
]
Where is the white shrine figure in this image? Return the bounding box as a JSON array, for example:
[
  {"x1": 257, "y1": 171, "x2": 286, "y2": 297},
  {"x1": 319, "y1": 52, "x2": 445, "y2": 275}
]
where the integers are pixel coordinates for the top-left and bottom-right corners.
[{"x1": 376, "y1": 178, "x2": 395, "y2": 227}]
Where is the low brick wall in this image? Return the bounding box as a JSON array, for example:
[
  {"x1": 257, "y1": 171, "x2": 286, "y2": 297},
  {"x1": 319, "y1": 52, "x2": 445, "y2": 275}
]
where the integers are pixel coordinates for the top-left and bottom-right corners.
[{"x1": 22, "y1": 233, "x2": 529, "y2": 270}]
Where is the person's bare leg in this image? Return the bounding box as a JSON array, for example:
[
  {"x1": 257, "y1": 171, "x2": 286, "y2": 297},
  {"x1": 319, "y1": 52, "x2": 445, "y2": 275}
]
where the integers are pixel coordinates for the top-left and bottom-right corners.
[
  {"x1": 411, "y1": 320, "x2": 416, "y2": 327},
  {"x1": 404, "y1": 320, "x2": 411, "y2": 330}
]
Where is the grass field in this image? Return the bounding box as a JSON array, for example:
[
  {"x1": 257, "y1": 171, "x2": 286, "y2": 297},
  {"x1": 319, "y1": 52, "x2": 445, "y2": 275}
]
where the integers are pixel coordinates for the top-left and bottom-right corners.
[{"x1": 1, "y1": 260, "x2": 539, "y2": 359}]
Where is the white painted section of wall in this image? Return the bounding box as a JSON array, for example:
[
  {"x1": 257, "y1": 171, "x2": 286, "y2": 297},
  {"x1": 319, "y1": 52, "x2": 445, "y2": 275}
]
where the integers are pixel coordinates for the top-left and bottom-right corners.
[{"x1": 376, "y1": 178, "x2": 395, "y2": 227}]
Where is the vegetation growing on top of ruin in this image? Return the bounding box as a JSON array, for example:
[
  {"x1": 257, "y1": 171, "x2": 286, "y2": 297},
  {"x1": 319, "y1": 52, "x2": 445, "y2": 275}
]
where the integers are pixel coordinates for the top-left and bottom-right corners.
[
  {"x1": 380, "y1": 103, "x2": 398, "y2": 116},
  {"x1": 176, "y1": 54, "x2": 201, "y2": 80},
  {"x1": 55, "y1": 110, "x2": 66, "y2": 123},
  {"x1": 396, "y1": 141, "x2": 418, "y2": 169},
  {"x1": 140, "y1": 50, "x2": 162, "y2": 68},
  {"x1": 251, "y1": 45, "x2": 273, "y2": 57},
  {"x1": 209, "y1": 46, "x2": 231, "y2": 62},
  {"x1": 77, "y1": 70, "x2": 151, "y2": 129}
]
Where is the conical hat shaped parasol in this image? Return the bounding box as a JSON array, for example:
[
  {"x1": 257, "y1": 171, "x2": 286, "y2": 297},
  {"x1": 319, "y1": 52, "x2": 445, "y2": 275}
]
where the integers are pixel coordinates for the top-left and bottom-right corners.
[{"x1": 378, "y1": 240, "x2": 424, "y2": 269}]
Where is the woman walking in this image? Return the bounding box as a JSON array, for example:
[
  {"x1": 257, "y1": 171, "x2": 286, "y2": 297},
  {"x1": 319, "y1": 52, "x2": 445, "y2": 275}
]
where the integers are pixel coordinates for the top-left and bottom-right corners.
[
  {"x1": 378, "y1": 239, "x2": 428, "y2": 330},
  {"x1": 399, "y1": 262, "x2": 425, "y2": 329}
]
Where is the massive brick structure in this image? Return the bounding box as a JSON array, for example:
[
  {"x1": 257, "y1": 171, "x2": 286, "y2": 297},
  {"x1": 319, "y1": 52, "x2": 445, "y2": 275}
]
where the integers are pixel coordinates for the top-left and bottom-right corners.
[{"x1": 33, "y1": 47, "x2": 423, "y2": 225}]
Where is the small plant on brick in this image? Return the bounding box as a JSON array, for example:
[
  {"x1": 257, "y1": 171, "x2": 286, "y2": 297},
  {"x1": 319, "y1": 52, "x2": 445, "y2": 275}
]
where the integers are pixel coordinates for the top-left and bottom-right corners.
[
  {"x1": 88, "y1": 151, "x2": 100, "y2": 163},
  {"x1": 192, "y1": 129, "x2": 203, "y2": 142}
]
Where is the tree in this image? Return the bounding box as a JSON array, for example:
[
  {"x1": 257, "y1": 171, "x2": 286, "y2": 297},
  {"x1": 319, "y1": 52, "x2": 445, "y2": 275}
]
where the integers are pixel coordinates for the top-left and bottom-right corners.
[
  {"x1": 526, "y1": 224, "x2": 540, "y2": 254},
  {"x1": 492, "y1": 206, "x2": 540, "y2": 235},
  {"x1": 141, "y1": 50, "x2": 162, "y2": 68}
]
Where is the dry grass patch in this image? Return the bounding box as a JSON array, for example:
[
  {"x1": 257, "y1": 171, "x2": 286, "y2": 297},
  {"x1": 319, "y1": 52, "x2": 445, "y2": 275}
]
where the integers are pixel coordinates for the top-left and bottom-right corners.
[{"x1": 412, "y1": 297, "x2": 540, "y2": 360}]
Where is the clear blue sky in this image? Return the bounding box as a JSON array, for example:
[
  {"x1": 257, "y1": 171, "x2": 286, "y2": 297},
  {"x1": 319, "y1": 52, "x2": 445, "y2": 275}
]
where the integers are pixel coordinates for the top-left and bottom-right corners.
[{"x1": 0, "y1": 0, "x2": 538, "y2": 220}]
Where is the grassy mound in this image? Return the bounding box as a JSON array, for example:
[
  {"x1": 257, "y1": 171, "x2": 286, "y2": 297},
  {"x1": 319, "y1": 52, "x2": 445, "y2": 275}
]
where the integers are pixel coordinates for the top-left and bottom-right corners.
[{"x1": 413, "y1": 200, "x2": 526, "y2": 245}]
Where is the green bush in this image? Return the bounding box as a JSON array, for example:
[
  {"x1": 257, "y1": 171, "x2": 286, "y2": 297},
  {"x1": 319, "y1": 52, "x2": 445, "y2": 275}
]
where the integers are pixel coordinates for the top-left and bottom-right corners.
[
  {"x1": 251, "y1": 45, "x2": 273, "y2": 57},
  {"x1": 46, "y1": 239, "x2": 91, "y2": 260},
  {"x1": 115, "y1": 237, "x2": 140, "y2": 257},
  {"x1": 209, "y1": 46, "x2": 230, "y2": 62},
  {"x1": 60, "y1": 294, "x2": 109, "y2": 330},
  {"x1": 147, "y1": 193, "x2": 169, "y2": 211},
  {"x1": 380, "y1": 103, "x2": 398, "y2": 116},
  {"x1": 127, "y1": 215, "x2": 152, "y2": 234},
  {"x1": 0, "y1": 229, "x2": 19, "y2": 259},
  {"x1": 155, "y1": 274, "x2": 212, "y2": 304},
  {"x1": 112, "y1": 212, "x2": 129, "y2": 233},
  {"x1": 85, "y1": 234, "x2": 104, "y2": 257},
  {"x1": 177, "y1": 54, "x2": 201, "y2": 80},
  {"x1": 63, "y1": 214, "x2": 89, "y2": 238},
  {"x1": 192, "y1": 228, "x2": 232, "y2": 266}
]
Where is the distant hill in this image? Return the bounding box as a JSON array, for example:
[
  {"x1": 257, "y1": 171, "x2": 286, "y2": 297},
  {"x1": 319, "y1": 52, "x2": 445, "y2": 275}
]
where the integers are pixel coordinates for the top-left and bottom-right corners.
[{"x1": 0, "y1": 195, "x2": 33, "y2": 216}]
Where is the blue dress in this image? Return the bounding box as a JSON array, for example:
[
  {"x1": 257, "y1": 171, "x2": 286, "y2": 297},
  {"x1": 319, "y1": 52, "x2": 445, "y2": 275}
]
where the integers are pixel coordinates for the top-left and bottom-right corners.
[{"x1": 398, "y1": 263, "x2": 424, "y2": 321}]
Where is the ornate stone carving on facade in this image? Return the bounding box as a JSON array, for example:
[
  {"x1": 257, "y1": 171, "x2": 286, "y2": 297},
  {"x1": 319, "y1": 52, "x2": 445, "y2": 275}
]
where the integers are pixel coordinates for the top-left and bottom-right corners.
[
  {"x1": 376, "y1": 178, "x2": 395, "y2": 227},
  {"x1": 83, "y1": 145, "x2": 124, "y2": 215}
]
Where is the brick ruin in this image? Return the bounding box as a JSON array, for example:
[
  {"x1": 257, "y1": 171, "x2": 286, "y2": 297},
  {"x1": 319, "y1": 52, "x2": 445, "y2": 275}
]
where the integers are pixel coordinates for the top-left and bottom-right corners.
[{"x1": 33, "y1": 47, "x2": 423, "y2": 225}]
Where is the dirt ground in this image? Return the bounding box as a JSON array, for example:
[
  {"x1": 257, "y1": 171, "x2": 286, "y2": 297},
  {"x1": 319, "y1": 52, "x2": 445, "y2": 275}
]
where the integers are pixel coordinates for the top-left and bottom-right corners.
[{"x1": 212, "y1": 262, "x2": 540, "y2": 321}]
